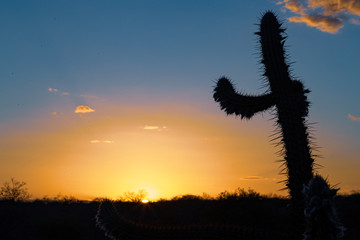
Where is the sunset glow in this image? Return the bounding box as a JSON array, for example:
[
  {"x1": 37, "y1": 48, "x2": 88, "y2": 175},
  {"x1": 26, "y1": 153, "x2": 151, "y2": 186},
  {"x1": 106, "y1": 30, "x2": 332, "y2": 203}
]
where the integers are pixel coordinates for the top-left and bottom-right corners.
[{"x1": 0, "y1": 1, "x2": 359, "y2": 201}]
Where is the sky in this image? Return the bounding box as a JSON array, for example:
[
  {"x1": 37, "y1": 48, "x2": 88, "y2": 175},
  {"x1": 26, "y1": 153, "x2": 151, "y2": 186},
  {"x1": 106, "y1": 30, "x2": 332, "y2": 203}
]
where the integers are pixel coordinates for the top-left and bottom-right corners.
[{"x1": 0, "y1": 0, "x2": 359, "y2": 200}]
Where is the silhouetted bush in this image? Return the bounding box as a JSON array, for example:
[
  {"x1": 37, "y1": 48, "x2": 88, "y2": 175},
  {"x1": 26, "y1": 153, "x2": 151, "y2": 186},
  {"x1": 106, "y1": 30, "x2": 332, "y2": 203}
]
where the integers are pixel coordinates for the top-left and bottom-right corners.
[
  {"x1": 0, "y1": 178, "x2": 31, "y2": 202},
  {"x1": 217, "y1": 187, "x2": 261, "y2": 201},
  {"x1": 117, "y1": 189, "x2": 148, "y2": 203},
  {"x1": 171, "y1": 194, "x2": 203, "y2": 201}
]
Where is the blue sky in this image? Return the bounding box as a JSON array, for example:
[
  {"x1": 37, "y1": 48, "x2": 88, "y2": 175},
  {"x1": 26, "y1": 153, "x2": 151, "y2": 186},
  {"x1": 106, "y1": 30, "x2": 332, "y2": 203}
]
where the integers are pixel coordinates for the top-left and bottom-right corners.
[{"x1": 0, "y1": 0, "x2": 359, "y2": 198}]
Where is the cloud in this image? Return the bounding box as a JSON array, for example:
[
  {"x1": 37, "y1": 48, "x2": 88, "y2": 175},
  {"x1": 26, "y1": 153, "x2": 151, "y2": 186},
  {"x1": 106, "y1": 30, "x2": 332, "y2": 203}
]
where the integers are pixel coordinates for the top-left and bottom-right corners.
[
  {"x1": 350, "y1": 18, "x2": 360, "y2": 25},
  {"x1": 240, "y1": 176, "x2": 268, "y2": 180},
  {"x1": 143, "y1": 125, "x2": 159, "y2": 130},
  {"x1": 48, "y1": 88, "x2": 70, "y2": 95},
  {"x1": 48, "y1": 88, "x2": 59, "y2": 92},
  {"x1": 348, "y1": 114, "x2": 360, "y2": 121},
  {"x1": 74, "y1": 105, "x2": 95, "y2": 114},
  {"x1": 288, "y1": 14, "x2": 343, "y2": 33},
  {"x1": 142, "y1": 125, "x2": 167, "y2": 131},
  {"x1": 278, "y1": 0, "x2": 360, "y2": 33},
  {"x1": 90, "y1": 140, "x2": 114, "y2": 144},
  {"x1": 240, "y1": 176, "x2": 280, "y2": 181}
]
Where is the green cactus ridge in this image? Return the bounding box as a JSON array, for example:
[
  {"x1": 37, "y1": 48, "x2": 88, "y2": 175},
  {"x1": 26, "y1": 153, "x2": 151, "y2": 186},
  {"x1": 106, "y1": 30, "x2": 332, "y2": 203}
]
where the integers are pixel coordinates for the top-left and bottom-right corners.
[{"x1": 213, "y1": 11, "x2": 314, "y2": 208}]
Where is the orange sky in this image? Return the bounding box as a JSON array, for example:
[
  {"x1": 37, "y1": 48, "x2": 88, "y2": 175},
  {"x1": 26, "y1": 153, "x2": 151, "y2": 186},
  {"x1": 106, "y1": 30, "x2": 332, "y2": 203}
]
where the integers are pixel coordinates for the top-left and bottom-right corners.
[{"x1": 1, "y1": 99, "x2": 359, "y2": 201}]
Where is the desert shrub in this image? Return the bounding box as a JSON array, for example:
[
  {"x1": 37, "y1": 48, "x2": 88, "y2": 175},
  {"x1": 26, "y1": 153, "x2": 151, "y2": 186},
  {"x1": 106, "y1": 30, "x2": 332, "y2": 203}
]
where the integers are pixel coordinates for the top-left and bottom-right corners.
[
  {"x1": 52, "y1": 194, "x2": 80, "y2": 204},
  {"x1": 171, "y1": 194, "x2": 202, "y2": 201},
  {"x1": 0, "y1": 178, "x2": 31, "y2": 202},
  {"x1": 92, "y1": 197, "x2": 111, "y2": 203},
  {"x1": 118, "y1": 189, "x2": 148, "y2": 203},
  {"x1": 217, "y1": 187, "x2": 261, "y2": 200}
]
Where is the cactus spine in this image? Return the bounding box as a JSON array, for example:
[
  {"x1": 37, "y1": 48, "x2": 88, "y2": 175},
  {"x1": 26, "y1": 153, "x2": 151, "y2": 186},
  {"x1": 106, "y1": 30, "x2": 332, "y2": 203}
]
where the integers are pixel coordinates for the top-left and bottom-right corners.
[{"x1": 214, "y1": 11, "x2": 314, "y2": 211}]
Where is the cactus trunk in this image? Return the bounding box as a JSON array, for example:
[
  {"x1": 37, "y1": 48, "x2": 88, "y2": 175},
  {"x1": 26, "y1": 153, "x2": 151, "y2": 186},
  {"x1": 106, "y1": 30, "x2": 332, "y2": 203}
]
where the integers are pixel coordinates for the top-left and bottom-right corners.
[{"x1": 259, "y1": 12, "x2": 314, "y2": 208}]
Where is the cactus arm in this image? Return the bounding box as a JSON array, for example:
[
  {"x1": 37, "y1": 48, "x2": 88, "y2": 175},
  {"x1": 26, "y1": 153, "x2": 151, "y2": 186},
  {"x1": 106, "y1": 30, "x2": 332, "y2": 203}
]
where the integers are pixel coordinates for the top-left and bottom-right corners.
[
  {"x1": 213, "y1": 77, "x2": 275, "y2": 119},
  {"x1": 96, "y1": 200, "x2": 289, "y2": 240}
]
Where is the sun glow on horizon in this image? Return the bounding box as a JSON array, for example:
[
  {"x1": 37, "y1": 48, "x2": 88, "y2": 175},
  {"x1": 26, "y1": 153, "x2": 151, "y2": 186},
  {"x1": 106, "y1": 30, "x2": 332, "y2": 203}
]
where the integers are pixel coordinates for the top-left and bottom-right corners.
[{"x1": 1, "y1": 101, "x2": 358, "y2": 200}]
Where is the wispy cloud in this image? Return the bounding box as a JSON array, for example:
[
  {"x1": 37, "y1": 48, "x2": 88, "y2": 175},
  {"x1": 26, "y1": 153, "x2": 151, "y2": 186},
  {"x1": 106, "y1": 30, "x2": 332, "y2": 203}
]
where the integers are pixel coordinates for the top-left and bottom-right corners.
[
  {"x1": 278, "y1": 0, "x2": 360, "y2": 33},
  {"x1": 142, "y1": 125, "x2": 167, "y2": 131},
  {"x1": 48, "y1": 88, "x2": 70, "y2": 96},
  {"x1": 348, "y1": 114, "x2": 360, "y2": 121},
  {"x1": 74, "y1": 105, "x2": 95, "y2": 114},
  {"x1": 90, "y1": 140, "x2": 114, "y2": 144},
  {"x1": 48, "y1": 88, "x2": 59, "y2": 92},
  {"x1": 240, "y1": 176, "x2": 279, "y2": 181}
]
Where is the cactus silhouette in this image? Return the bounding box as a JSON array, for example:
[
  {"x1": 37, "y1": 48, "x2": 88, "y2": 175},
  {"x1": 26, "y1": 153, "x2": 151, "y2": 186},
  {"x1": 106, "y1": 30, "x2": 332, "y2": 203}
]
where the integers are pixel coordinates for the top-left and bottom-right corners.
[
  {"x1": 302, "y1": 175, "x2": 345, "y2": 240},
  {"x1": 214, "y1": 11, "x2": 314, "y2": 211}
]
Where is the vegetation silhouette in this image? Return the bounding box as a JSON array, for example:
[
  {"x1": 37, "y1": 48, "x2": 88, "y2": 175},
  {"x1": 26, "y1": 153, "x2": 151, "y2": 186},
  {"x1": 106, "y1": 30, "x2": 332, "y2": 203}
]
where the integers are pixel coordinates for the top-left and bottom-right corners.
[
  {"x1": 96, "y1": 192, "x2": 290, "y2": 240},
  {"x1": 118, "y1": 189, "x2": 149, "y2": 203},
  {"x1": 0, "y1": 178, "x2": 31, "y2": 202},
  {"x1": 0, "y1": 188, "x2": 359, "y2": 239}
]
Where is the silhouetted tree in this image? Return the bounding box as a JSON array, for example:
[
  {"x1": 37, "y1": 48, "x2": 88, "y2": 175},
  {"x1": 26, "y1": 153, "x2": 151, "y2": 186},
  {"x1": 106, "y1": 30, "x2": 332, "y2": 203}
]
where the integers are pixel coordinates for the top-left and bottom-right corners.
[
  {"x1": 118, "y1": 189, "x2": 148, "y2": 203},
  {"x1": 0, "y1": 178, "x2": 31, "y2": 201}
]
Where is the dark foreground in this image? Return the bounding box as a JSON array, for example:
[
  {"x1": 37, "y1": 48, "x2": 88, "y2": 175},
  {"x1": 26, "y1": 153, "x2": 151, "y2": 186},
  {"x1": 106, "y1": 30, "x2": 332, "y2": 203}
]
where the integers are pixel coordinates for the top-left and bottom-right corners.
[{"x1": 1, "y1": 194, "x2": 359, "y2": 240}]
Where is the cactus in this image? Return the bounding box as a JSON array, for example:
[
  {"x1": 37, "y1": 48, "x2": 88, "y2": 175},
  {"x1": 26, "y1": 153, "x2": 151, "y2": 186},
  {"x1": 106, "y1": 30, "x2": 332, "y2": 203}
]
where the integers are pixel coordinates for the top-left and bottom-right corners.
[
  {"x1": 302, "y1": 175, "x2": 345, "y2": 240},
  {"x1": 214, "y1": 11, "x2": 314, "y2": 212}
]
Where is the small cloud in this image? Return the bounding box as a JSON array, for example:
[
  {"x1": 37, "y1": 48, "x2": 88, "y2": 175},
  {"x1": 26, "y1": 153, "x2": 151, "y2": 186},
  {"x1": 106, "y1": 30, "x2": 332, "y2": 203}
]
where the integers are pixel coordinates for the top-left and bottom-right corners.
[
  {"x1": 90, "y1": 140, "x2": 114, "y2": 144},
  {"x1": 289, "y1": 14, "x2": 343, "y2": 33},
  {"x1": 278, "y1": 0, "x2": 360, "y2": 33},
  {"x1": 48, "y1": 88, "x2": 70, "y2": 95},
  {"x1": 348, "y1": 114, "x2": 360, "y2": 121},
  {"x1": 142, "y1": 125, "x2": 167, "y2": 131},
  {"x1": 143, "y1": 125, "x2": 159, "y2": 130},
  {"x1": 240, "y1": 176, "x2": 280, "y2": 181},
  {"x1": 350, "y1": 18, "x2": 360, "y2": 25},
  {"x1": 240, "y1": 176, "x2": 268, "y2": 180},
  {"x1": 48, "y1": 88, "x2": 59, "y2": 92},
  {"x1": 74, "y1": 105, "x2": 95, "y2": 114}
]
